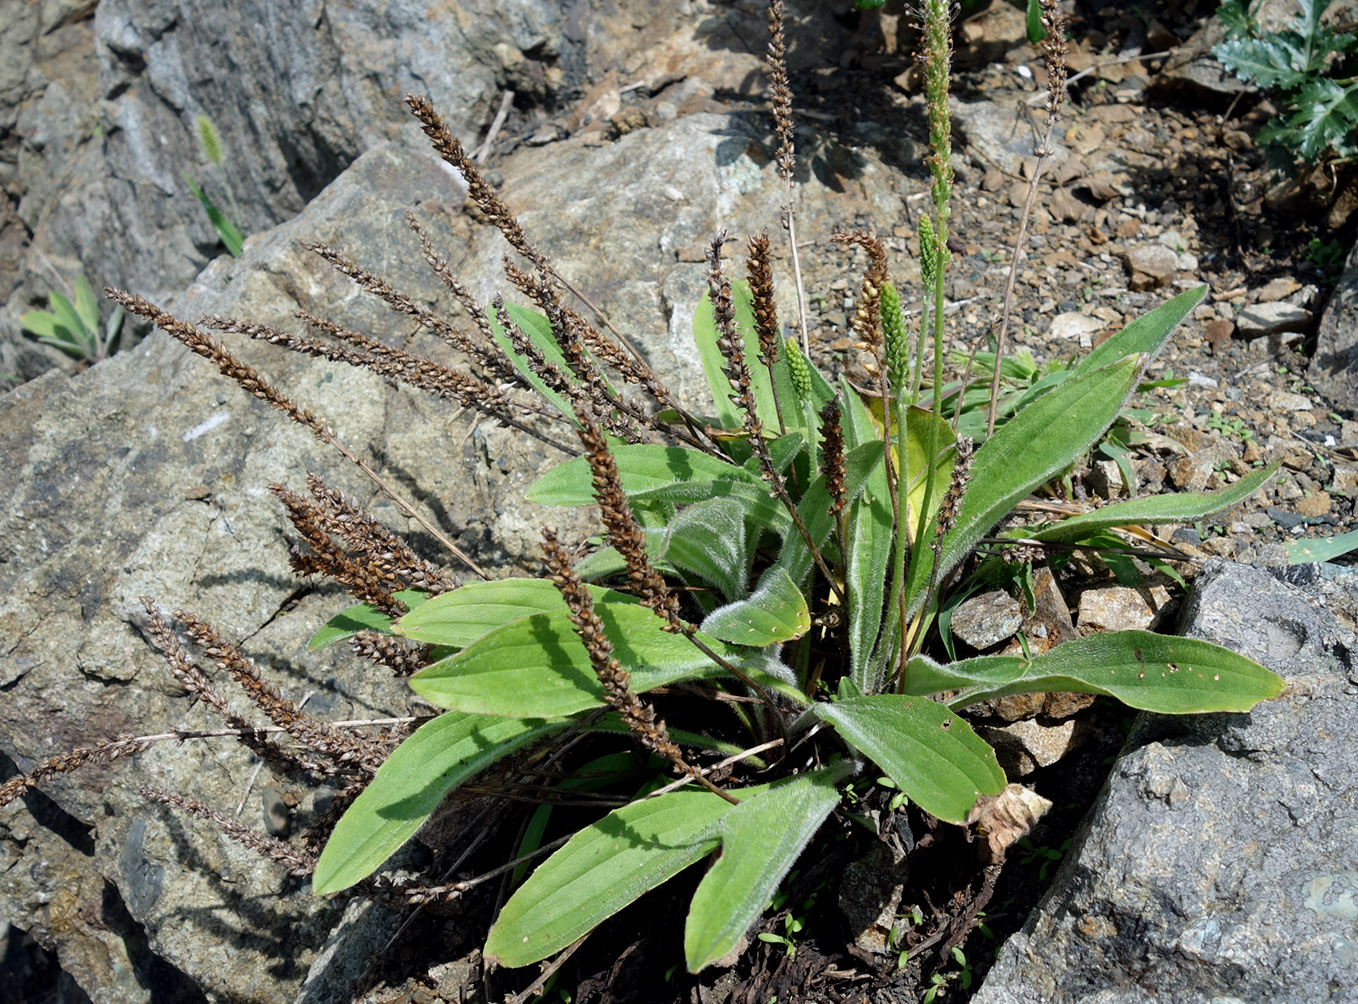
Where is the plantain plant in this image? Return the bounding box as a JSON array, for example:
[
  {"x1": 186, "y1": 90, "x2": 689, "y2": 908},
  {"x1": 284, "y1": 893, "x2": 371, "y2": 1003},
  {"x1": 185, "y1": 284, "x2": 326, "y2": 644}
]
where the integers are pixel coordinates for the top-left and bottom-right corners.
[
  {"x1": 298, "y1": 0, "x2": 1280, "y2": 975},
  {"x1": 4, "y1": 0, "x2": 1284, "y2": 990}
]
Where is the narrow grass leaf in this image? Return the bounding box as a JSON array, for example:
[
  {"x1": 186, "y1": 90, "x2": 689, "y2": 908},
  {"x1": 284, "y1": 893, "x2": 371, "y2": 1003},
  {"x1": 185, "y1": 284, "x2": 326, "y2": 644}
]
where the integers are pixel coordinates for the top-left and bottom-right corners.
[{"x1": 1032, "y1": 463, "x2": 1279, "y2": 543}]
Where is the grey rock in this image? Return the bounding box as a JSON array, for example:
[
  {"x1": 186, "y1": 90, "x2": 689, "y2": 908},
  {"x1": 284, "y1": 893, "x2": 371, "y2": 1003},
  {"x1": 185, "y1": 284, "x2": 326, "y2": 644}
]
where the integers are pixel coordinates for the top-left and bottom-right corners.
[
  {"x1": 1147, "y1": 19, "x2": 1252, "y2": 106},
  {"x1": 979, "y1": 717, "x2": 1081, "y2": 777},
  {"x1": 1308, "y1": 240, "x2": 1358, "y2": 414},
  {"x1": 973, "y1": 560, "x2": 1358, "y2": 1004},
  {"x1": 952, "y1": 97, "x2": 1067, "y2": 175},
  {"x1": 1235, "y1": 301, "x2": 1313, "y2": 339},
  {"x1": 2, "y1": 0, "x2": 747, "y2": 384},
  {"x1": 950, "y1": 589, "x2": 1023, "y2": 650},
  {"x1": 1117, "y1": 243, "x2": 1179, "y2": 291}
]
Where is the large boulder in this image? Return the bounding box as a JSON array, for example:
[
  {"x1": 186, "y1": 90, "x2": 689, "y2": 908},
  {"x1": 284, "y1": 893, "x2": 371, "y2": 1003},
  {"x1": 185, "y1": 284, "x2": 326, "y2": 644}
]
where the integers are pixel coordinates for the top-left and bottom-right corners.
[
  {"x1": 1307, "y1": 240, "x2": 1358, "y2": 415},
  {"x1": 972, "y1": 560, "x2": 1358, "y2": 1004},
  {"x1": 0, "y1": 0, "x2": 764, "y2": 383}
]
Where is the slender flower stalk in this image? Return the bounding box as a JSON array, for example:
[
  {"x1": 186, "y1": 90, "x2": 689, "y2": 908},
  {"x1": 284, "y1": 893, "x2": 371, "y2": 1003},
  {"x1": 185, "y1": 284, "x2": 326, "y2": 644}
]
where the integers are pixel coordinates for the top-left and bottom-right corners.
[{"x1": 909, "y1": 0, "x2": 957, "y2": 664}]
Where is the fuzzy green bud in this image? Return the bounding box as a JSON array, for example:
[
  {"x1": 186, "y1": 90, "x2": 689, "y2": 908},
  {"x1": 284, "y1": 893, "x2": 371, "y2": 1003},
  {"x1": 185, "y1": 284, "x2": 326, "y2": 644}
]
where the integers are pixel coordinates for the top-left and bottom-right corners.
[
  {"x1": 784, "y1": 335, "x2": 812, "y2": 400},
  {"x1": 918, "y1": 216, "x2": 937, "y2": 289},
  {"x1": 880, "y1": 280, "x2": 909, "y2": 390}
]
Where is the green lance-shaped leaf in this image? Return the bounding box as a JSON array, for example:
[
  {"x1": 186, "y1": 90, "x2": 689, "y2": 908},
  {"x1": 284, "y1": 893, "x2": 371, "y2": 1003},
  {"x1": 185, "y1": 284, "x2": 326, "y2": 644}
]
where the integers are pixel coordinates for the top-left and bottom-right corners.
[
  {"x1": 684, "y1": 763, "x2": 852, "y2": 972},
  {"x1": 701, "y1": 565, "x2": 810, "y2": 646},
  {"x1": 485, "y1": 787, "x2": 740, "y2": 967},
  {"x1": 693, "y1": 280, "x2": 800, "y2": 437},
  {"x1": 393, "y1": 578, "x2": 636, "y2": 650},
  {"x1": 813, "y1": 693, "x2": 1005, "y2": 824},
  {"x1": 901, "y1": 629, "x2": 1285, "y2": 714},
  {"x1": 184, "y1": 175, "x2": 245, "y2": 257},
  {"x1": 1075, "y1": 286, "x2": 1206, "y2": 375},
  {"x1": 312, "y1": 712, "x2": 564, "y2": 894},
  {"x1": 407, "y1": 601, "x2": 759, "y2": 718},
  {"x1": 528, "y1": 444, "x2": 759, "y2": 506},
  {"x1": 71, "y1": 275, "x2": 101, "y2": 336},
  {"x1": 1284, "y1": 527, "x2": 1358, "y2": 564},
  {"x1": 308, "y1": 589, "x2": 432, "y2": 651},
  {"x1": 905, "y1": 358, "x2": 1141, "y2": 618},
  {"x1": 485, "y1": 301, "x2": 582, "y2": 424},
  {"x1": 1031, "y1": 463, "x2": 1278, "y2": 544}
]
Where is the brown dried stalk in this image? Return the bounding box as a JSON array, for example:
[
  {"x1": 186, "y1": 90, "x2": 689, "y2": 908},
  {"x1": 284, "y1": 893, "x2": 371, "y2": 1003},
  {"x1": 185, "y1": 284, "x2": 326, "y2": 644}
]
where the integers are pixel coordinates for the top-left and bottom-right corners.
[
  {"x1": 573, "y1": 404, "x2": 683, "y2": 628},
  {"x1": 139, "y1": 785, "x2": 315, "y2": 876},
  {"x1": 107, "y1": 288, "x2": 490, "y2": 579},
  {"x1": 926, "y1": 435, "x2": 976, "y2": 602},
  {"x1": 833, "y1": 230, "x2": 901, "y2": 516},
  {"x1": 349, "y1": 630, "x2": 428, "y2": 677},
  {"x1": 304, "y1": 474, "x2": 458, "y2": 595},
  {"x1": 141, "y1": 598, "x2": 355, "y2": 777},
  {"x1": 542, "y1": 528, "x2": 736, "y2": 804},
  {"x1": 271, "y1": 483, "x2": 407, "y2": 615},
  {"x1": 206, "y1": 310, "x2": 566, "y2": 448},
  {"x1": 987, "y1": 0, "x2": 1068, "y2": 436},
  {"x1": 765, "y1": 0, "x2": 810, "y2": 355},
  {"x1": 706, "y1": 236, "x2": 843, "y2": 605},
  {"x1": 0, "y1": 734, "x2": 155, "y2": 809},
  {"x1": 747, "y1": 231, "x2": 788, "y2": 437},
  {"x1": 405, "y1": 92, "x2": 547, "y2": 272},
  {"x1": 177, "y1": 610, "x2": 388, "y2": 775}
]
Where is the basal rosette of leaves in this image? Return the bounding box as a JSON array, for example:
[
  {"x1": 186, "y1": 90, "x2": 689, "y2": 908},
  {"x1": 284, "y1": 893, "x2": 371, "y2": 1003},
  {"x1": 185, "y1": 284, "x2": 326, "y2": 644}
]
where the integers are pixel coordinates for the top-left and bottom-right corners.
[
  {"x1": 298, "y1": 0, "x2": 1288, "y2": 978},
  {"x1": 309, "y1": 269, "x2": 1284, "y2": 972}
]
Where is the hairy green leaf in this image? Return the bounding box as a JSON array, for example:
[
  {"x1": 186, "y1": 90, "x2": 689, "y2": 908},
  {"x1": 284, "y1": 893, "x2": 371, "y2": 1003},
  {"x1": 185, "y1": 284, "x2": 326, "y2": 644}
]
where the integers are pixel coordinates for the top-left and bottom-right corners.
[
  {"x1": 684, "y1": 763, "x2": 851, "y2": 971},
  {"x1": 702, "y1": 565, "x2": 809, "y2": 646},
  {"x1": 906, "y1": 359, "x2": 1142, "y2": 618},
  {"x1": 408, "y1": 602, "x2": 755, "y2": 717},
  {"x1": 1284, "y1": 528, "x2": 1358, "y2": 564},
  {"x1": 902, "y1": 630, "x2": 1285, "y2": 713},
  {"x1": 1076, "y1": 286, "x2": 1207, "y2": 374},
  {"x1": 527, "y1": 445, "x2": 758, "y2": 506},
  {"x1": 661, "y1": 496, "x2": 750, "y2": 601},
  {"x1": 485, "y1": 787, "x2": 738, "y2": 967},
  {"x1": 1031, "y1": 463, "x2": 1278, "y2": 544},
  {"x1": 814, "y1": 694, "x2": 1005, "y2": 824},
  {"x1": 394, "y1": 578, "x2": 635, "y2": 649},
  {"x1": 312, "y1": 712, "x2": 563, "y2": 894}
]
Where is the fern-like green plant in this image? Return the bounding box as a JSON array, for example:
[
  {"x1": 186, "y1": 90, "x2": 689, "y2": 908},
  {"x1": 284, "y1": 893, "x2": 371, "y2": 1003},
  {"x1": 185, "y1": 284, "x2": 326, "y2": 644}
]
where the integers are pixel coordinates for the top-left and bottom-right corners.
[{"x1": 1215, "y1": 0, "x2": 1358, "y2": 172}]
